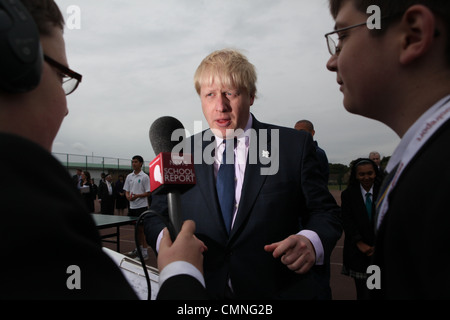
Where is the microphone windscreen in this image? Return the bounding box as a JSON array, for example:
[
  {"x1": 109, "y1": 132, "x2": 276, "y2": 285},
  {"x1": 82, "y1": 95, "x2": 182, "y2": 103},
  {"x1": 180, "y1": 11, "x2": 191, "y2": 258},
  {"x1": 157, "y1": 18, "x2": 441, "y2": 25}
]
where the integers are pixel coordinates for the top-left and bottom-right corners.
[{"x1": 149, "y1": 116, "x2": 186, "y2": 155}]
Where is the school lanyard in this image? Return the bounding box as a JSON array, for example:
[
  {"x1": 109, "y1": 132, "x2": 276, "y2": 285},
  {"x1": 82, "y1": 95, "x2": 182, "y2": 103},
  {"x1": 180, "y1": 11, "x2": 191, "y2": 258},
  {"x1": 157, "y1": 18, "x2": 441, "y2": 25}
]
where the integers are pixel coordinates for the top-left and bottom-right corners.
[{"x1": 376, "y1": 96, "x2": 450, "y2": 230}]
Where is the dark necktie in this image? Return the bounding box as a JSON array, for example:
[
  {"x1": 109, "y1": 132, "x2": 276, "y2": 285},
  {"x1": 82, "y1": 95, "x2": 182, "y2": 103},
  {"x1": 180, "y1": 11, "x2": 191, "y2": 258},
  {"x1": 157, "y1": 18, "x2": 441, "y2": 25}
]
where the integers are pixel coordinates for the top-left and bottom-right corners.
[
  {"x1": 216, "y1": 139, "x2": 235, "y2": 233},
  {"x1": 365, "y1": 192, "x2": 372, "y2": 220}
]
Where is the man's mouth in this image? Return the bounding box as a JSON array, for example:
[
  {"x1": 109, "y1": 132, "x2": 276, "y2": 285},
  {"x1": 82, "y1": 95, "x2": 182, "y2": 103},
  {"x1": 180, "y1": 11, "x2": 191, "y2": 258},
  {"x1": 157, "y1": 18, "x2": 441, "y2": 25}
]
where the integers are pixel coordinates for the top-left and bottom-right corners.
[{"x1": 215, "y1": 119, "x2": 232, "y2": 127}]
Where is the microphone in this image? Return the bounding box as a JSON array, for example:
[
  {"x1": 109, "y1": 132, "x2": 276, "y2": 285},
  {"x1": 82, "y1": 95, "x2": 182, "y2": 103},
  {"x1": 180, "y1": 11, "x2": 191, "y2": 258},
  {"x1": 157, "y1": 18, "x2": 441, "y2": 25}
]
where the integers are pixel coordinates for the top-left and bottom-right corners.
[{"x1": 148, "y1": 116, "x2": 196, "y2": 237}]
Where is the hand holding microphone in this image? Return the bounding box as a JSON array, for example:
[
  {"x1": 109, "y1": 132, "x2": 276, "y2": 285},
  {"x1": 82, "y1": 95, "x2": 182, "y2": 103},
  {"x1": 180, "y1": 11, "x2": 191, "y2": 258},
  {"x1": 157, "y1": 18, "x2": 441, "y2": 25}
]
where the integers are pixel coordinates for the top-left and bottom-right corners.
[{"x1": 157, "y1": 220, "x2": 207, "y2": 274}]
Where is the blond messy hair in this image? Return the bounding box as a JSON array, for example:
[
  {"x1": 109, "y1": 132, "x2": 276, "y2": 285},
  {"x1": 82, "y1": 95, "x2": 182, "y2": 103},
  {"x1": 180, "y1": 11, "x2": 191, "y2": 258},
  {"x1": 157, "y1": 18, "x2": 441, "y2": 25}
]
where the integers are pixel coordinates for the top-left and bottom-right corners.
[{"x1": 194, "y1": 49, "x2": 257, "y2": 98}]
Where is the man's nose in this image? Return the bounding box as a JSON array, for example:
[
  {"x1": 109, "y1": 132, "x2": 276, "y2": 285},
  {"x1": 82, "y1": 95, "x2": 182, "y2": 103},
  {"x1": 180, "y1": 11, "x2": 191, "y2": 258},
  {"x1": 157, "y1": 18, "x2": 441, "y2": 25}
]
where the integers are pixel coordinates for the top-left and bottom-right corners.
[
  {"x1": 326, "y1": 54, "x2": 337, "y2": 72},
  {"x1": 216, "y1": 93, "x2": 230, "y2": 112}
]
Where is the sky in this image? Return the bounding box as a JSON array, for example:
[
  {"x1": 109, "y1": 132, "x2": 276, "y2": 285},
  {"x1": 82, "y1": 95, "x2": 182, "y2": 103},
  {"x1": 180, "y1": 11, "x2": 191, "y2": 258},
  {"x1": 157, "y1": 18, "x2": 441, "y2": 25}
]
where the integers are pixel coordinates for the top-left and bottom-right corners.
[{"x1": 53, "y1": 0, "x2": 400, "y2": 166}]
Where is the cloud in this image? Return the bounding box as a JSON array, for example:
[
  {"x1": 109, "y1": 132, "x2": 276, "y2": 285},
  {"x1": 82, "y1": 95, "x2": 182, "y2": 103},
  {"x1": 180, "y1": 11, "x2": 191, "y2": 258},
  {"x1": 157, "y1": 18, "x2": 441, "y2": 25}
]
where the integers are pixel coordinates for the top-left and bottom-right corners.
[{"x1": 53, "y1": 0, "x2": 400, "y2": 165}]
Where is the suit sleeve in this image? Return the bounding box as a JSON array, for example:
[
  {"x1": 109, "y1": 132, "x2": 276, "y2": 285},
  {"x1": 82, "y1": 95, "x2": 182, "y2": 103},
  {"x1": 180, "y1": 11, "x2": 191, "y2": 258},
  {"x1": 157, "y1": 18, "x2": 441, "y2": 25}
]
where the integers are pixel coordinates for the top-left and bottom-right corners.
[
  {"x1": 298, "y1": 132, "x2": 342, "y2": 260},
  {"x1": 143, "y1": 193, "x2": 170, "y2": 253}
]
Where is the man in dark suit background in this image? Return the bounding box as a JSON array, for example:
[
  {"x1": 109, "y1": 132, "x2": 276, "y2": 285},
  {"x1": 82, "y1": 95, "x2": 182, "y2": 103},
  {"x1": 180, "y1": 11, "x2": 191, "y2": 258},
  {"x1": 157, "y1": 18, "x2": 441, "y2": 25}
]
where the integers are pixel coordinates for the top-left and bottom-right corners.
[
  {"x1": 97, "y1": 173, "x2": 115, "y2": 214},
  {"x1": 145, "y1": 49, "x2": 342, "y2": 299},
  {"x1": 294, "y1": 119, "x2": 330, "y2": 183},
  {"x1": 326, "y1": 0, "x2": 450, "y2": 298}
]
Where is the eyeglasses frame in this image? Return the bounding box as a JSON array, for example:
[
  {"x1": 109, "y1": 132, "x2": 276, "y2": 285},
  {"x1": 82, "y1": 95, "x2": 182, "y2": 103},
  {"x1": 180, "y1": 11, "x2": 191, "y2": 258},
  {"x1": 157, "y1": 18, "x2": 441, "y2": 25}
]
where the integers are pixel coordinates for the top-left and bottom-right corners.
[{"x1": 43, "y1": 54, "x2": 82, "y2": 95}]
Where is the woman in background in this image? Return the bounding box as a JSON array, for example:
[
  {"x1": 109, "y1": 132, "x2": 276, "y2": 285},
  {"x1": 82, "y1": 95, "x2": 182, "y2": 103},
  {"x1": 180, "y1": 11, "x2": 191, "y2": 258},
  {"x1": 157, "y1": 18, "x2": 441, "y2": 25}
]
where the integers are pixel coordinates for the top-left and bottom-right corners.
[
  {"x1": 114, "y1": 174, "x2": 128, "y2": 216},
  {"x1": 341, "y1": 158, "x2": 380, "y2": 300},
  {"x1": 80, "y1": 171, "x2": 95, "y2": 213}
]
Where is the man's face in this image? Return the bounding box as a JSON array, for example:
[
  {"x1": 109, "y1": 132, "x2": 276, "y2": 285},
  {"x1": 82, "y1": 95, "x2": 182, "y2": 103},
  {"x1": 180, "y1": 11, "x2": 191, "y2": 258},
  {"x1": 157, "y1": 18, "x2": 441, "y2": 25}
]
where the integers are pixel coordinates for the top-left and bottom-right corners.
[
  {"x1": 369, "y1": 154, "x2": 381, "y2": 166},
  {"x1": 200, "y1": 81, "x2": 254, "y2": 139},
  {"x1": 32, "y1": 27, "x2": 69, "y2": 151},
  {"x1": 132, "y1": 159, "x2": 142, "y2": 171},
  {"x1": 326, "y1": 1, "x2": 397, "y2": 120}
]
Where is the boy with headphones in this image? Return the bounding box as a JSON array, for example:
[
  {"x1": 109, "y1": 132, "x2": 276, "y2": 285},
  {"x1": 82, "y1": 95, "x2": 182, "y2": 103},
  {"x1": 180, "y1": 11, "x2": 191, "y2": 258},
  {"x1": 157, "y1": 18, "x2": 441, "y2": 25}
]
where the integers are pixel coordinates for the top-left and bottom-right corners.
[{"x1": 0, "y1": 0, "x2": 206, "y2": 299}]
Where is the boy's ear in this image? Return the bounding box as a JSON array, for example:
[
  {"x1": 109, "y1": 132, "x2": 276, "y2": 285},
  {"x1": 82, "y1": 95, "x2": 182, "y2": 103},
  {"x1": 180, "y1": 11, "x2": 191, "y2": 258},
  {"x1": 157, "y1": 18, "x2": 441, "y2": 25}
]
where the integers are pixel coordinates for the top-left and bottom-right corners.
[{"x1": 399, "y1": 5, "x2": 436, "y2": 65}]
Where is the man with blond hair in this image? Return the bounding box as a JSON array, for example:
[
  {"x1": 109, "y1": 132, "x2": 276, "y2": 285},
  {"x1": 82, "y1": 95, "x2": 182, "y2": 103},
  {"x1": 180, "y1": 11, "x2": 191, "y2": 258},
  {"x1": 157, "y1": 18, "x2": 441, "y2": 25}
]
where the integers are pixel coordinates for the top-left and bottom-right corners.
[{"x1": 146, "y1": 49, "x2": 342, "y2": 299}]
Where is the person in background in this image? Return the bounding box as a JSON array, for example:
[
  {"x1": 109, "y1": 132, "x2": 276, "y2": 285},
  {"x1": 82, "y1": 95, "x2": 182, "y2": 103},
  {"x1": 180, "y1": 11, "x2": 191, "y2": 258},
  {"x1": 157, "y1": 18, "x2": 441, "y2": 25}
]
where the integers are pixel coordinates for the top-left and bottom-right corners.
[
  {"x1": 124, "y1": 155, "x2": 151, "y2": 260},
  {"x1": 80, "y1": 170, "x2": 95, "y2": 213},
  {"x1": 72, "y1": 168, "x2": 82, "y2": 189},
  {"x1": 368, "y1": 151, "x2": 386, "y2": 183},
  {"x1": 114, "y1": 174, "x2": 128, "y2": 216},
  {"x1": 98, "y1": 173, "x2": 115, "y2": 215},
  {"x1": 295, "y1": 119, "x2": 330, "y2": 183},
  {"x1": 341, "y1": 158, "x2": 379, "y2": 299}
]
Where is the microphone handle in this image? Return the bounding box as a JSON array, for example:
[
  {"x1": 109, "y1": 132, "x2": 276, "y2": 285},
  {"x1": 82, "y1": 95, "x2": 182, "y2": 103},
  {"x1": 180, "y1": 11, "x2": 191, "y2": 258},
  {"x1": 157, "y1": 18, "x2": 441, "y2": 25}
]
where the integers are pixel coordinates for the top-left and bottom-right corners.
[{"x1": 167, "y1": 190, "x2": 182, "y2": 238}]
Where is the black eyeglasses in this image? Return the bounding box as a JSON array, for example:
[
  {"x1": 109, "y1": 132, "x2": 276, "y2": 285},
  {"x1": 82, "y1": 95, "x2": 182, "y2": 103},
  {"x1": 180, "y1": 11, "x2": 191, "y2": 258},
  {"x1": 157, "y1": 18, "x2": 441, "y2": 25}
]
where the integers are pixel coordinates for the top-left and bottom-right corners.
[
  {"x1": 324, "y1": 21, "x2": 368, "y2": 56},
  {"x1": 43, "y1": 54, "x2": 82, "y2": 95}
]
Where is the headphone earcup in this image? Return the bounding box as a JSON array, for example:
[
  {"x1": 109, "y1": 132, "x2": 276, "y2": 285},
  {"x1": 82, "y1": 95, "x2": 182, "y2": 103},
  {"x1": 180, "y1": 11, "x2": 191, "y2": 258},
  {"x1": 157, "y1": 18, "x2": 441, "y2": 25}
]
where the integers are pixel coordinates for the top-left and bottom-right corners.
[{"x1": 0, "y1": 0, "x2": 43, "y2": 93}]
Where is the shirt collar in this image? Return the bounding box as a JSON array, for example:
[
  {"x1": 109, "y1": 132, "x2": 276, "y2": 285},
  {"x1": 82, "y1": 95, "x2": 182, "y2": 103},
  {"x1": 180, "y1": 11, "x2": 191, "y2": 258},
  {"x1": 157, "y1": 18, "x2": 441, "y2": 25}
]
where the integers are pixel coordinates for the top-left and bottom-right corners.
[
  {"x1": 360, "y1": 184, "x2": 374, "y2": 197},
  {"x1": 386, "y1": 94, "x2": 450, "y2": 173}
]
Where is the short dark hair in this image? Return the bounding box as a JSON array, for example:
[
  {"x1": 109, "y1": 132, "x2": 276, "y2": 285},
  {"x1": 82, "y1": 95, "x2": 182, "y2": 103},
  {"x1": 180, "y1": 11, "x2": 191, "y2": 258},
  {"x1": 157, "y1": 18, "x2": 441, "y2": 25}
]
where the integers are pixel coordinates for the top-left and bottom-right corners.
[
  {"x1": 295, "y1": 120, "x2": 314, "y2": 131},
  {"x1": 20, "y1": 0, "x2": 64, "y2": 36},
  {"x1": 132, "y1": 155, "x2": 144, "y2": 163},
  {"x1": 328, "y1": 0, "x2": 450, "y2": 64}
]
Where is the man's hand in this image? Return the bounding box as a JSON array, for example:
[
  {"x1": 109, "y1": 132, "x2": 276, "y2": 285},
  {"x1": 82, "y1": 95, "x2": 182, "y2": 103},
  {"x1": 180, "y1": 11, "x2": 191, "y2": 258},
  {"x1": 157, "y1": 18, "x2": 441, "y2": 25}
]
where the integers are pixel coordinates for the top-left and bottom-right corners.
[
  {"x1": 264, "y1": 234, "x2": 316, "y2": 274},
  {"x1": 157, "y1": 220, "x2": 207, "y2": 274}
]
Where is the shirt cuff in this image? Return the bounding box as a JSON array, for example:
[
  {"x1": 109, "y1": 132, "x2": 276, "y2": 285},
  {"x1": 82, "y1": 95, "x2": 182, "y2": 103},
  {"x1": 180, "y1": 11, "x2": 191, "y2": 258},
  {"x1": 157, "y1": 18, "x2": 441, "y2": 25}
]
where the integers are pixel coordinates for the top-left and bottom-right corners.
[
  {"x1": 156, "y1": 229, "x2": 164, "y2": 253},
  {"x1": 159, "y1": 261, "x2": 206, "y2": 288},
  {"x1": 297, "y1": 230, "x2": 324, "y2": 265}
]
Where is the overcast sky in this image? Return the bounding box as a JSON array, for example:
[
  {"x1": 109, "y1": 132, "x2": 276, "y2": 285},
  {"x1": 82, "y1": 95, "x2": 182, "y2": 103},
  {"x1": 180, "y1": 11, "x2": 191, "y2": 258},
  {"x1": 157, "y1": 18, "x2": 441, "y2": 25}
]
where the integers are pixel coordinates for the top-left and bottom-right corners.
[{"x1": 53, "y1": 0, "x2": 400, "y2": 165}]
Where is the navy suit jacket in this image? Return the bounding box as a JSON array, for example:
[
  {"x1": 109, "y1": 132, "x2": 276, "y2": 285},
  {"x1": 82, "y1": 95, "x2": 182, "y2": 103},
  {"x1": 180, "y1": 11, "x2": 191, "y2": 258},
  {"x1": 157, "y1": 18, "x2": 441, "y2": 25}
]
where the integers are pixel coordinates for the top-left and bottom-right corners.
[
  {"x1": 145, "y1": 115, "x2": 342, "y2": 299},
  {"x1": 341, "y1": 184, "x2": 379, "y2": 273},
  {"x1": 372, "y1": 120, "x2": 450, "y2": 299}
]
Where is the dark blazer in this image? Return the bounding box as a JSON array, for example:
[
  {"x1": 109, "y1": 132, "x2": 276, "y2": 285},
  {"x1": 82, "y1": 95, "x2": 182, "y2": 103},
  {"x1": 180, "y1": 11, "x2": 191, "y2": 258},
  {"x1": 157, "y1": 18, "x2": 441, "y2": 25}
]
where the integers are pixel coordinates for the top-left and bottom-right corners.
[
  {"x1": 98, "y1": 180, "x2": 115, "y2": 214},
  {"x1": 0, "y1": 133, "x2": 138, "y2": 300},
  {"x1": 341, "y1": 184, "x2": 379, "y2": 273},
  {"x1": 372, "y1": 120, "x2": 450, "y2": 299},
  {"x1": 145, "y1": 115, "x2": 342, "y2": 299}
]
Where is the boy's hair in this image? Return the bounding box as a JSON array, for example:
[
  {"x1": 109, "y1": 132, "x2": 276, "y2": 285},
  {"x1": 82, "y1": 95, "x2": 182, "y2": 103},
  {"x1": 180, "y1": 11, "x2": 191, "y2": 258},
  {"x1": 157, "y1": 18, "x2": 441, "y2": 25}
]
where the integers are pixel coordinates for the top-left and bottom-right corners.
[
  {"x1": 328, "y1": 0, "x2": 450, "y2": 63},
  {"x1": 194, "y1": 49, "x2": 257, "y2": 98},
  {"x1": 20, "y1": 0, "x2": 64, "y2": 35},
  {"x1": 132, "y1": 155, "x2": 144, "y2": 163}
]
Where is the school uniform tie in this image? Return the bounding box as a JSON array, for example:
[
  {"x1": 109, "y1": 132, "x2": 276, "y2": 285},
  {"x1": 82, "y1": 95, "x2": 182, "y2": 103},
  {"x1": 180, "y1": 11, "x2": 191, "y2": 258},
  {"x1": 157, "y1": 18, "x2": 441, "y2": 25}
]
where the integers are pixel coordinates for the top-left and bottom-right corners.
[
  {"x1": 216, "y1": 139, "x2": 235, "y2": 233},
  {"x1": 365, "y1": 192, "x2": 372, "y2": 220}
]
